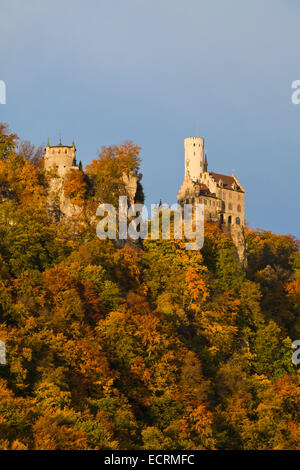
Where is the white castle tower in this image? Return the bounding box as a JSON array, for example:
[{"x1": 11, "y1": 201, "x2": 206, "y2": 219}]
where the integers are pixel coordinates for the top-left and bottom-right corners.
[{"x1": 184, "y1": 137, "x2": 204, "y2": 182}]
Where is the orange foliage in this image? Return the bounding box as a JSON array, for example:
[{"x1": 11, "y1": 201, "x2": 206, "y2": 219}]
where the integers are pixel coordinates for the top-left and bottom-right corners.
[{"x1": 64, "y1": 170, "x2": 88, "y2": 206}]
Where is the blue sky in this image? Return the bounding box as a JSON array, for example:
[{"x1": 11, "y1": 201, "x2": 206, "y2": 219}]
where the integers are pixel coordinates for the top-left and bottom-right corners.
[{"x1": 1, "y1": 0, "x2": 300, "y2": 237}]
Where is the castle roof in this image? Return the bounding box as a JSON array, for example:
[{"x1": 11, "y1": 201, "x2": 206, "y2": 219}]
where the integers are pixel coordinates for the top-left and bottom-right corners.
[
  {"x1": 46, "y1": 138, "x2": 75, "y2": 150},
  {"x1": 199, "y1": 183, "x2": 214, "y2": 196},
  {"x1": 47, "y1": 145, "x2": 74, "y2": 149},
  {"x1": 193, "y1": 182, "x2": 219, "y2": 199},
  {"x1": 209, "y1": 172, "x2": 243, "y2": 192}
]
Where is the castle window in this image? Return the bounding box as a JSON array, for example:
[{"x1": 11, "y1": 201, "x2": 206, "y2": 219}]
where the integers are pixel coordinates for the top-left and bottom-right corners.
[
  {"x1": 65, "y1": 150, "x2": 67, "y2": 154},
  {"x1": 229, "y1": 203, "x2": 232, "y2": 210},
  {"x1": 204, "y1": 199, "x2": 207, "y2": 205},
  {"x1": 236, "y1": 217, "x2": 241, "y2": 225},
  {"x1": 237, "y1": 204, "x2": 241, "y2": 212},
  {"x1": 228, "y1": 215, "x2": 232, "y2": 224}
]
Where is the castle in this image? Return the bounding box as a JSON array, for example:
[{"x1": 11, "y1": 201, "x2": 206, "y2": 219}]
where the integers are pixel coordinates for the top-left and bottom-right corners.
[
  {"x1": 177, "y1": 137, "x2": 246, "y2": 263},
  {"x1": 44, "y1": 136, "x2": 246, "y2": 263}
]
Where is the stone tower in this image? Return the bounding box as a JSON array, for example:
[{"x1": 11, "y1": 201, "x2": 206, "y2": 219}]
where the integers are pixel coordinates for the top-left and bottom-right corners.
[
  {"x1": 44, "y1": 138, "x2": 77, "y2": 177},
  {"x1": 44, "y1": 139, "x2": 79, "y2": 219},
  {"x1": 184, "y1": 137, "x2": 204, "y2": 182}
]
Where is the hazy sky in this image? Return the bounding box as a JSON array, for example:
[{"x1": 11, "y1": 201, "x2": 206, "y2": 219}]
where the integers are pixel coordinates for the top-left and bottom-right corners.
[{"x1": 1, "y1": 0, "x2": 300, "y2": 236}]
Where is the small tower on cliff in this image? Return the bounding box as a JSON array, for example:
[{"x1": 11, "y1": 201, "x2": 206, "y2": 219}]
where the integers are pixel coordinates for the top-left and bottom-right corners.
[
  {"x1": 44, "y1": 138, "x2": 77, "y2": 176},
  {"x1": 44, "y1": 138, "x2": 79, "y2": 220},
  {"x1": 184, "y1": 137, "x2": 204, "y2": 182}
]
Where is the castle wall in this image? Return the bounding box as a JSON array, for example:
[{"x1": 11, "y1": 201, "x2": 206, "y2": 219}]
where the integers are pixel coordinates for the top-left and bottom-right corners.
[
  {"x1": 44, "y1": 145, "x2": 76, "y2": 177},
  {"x1": 122, "y1": 172, "x2": 139, "y2": 204},
  {"x1": 220, "y1": 188, "x2": 245, "y2": 226},
  {"x1": 201, "y1": 172, "x2": 245, "y2": 227},
  {"x1": 198, "y1": 196, "x2": 221, "y2": 221}
]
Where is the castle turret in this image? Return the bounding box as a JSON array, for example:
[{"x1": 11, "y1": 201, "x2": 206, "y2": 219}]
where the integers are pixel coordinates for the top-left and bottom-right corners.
[
  {"x1": 184, "y1": 137, "x2": 204, "y2": 182},
  {"x1": 204, "y1": 151, "x2": 208, "y2": 172},
  {"x1": 44, "y1": 139, "x2": 77, "y2": 177}
]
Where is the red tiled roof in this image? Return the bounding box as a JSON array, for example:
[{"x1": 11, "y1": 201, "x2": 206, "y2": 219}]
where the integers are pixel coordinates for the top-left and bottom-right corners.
[
  {"x1": 198, "y1": 183, "x2": 218, "y2": 198},
  {"x1": 209, "y1": 172, "x2": 242, "y2": 191}
]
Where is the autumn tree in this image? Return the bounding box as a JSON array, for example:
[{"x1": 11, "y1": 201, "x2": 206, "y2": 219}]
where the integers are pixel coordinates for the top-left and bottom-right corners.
[{"x1": 86, "y1": 141, "x2": 142, "y2": 206}]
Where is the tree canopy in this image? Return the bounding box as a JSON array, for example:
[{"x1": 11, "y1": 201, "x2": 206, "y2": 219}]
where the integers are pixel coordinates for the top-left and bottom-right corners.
[{"x1": 0, "y1": 124, "x2": 299, "y2": 450}]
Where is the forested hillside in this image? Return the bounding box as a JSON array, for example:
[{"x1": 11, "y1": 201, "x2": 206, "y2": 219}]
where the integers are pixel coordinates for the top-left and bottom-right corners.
[{"x1": 0, "y1": 124, "x2": 299, "y2": 450}]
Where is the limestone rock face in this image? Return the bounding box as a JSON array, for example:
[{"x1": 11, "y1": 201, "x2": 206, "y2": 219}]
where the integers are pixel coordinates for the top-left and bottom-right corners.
[
  {"x1": 46, "y1": 169, "x2": 82, "y2": 221},
  {"x1": 122, "y1": 172, "x2": 139, "y2": 205}
]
